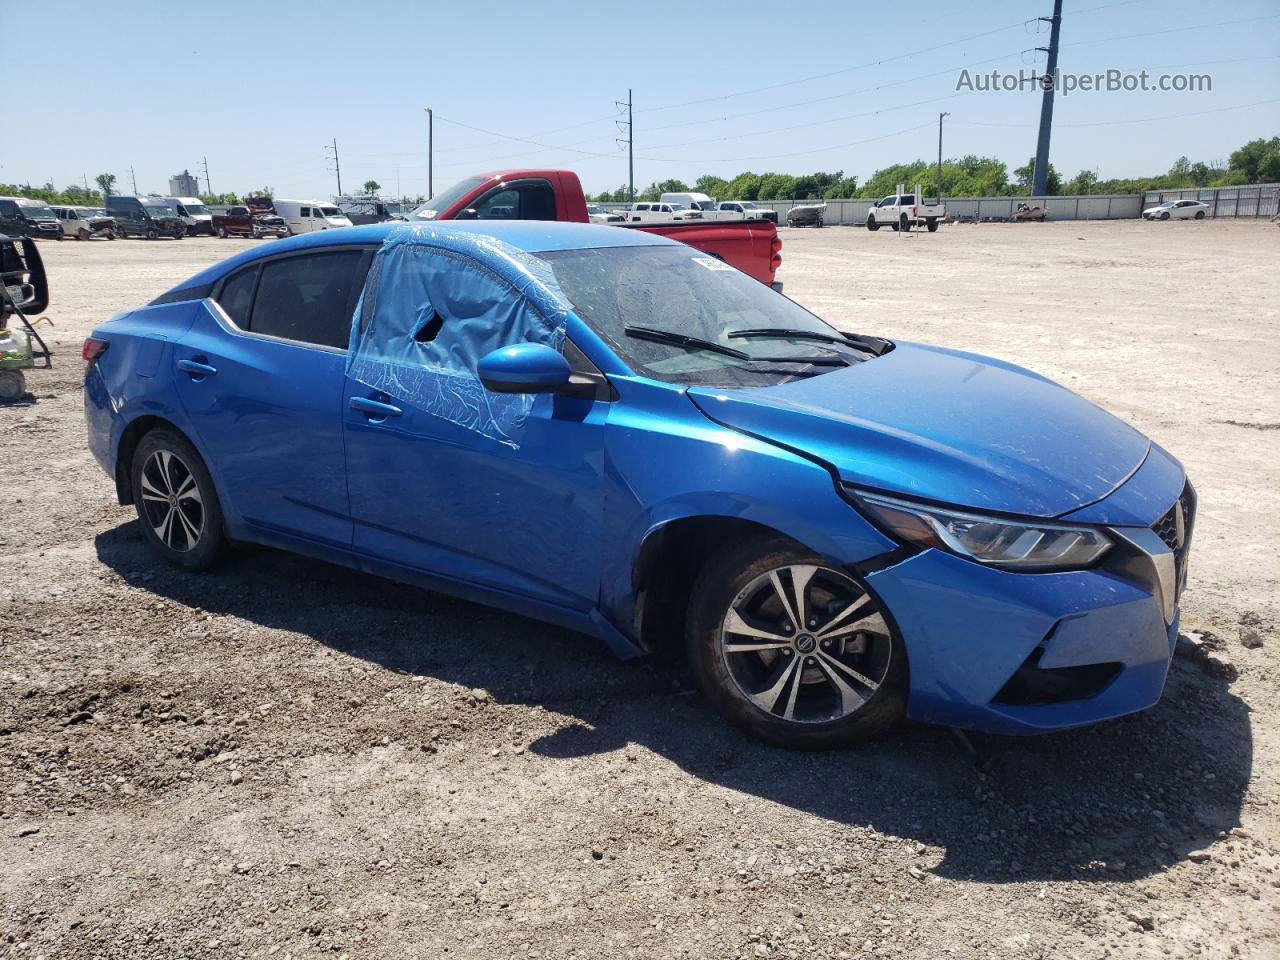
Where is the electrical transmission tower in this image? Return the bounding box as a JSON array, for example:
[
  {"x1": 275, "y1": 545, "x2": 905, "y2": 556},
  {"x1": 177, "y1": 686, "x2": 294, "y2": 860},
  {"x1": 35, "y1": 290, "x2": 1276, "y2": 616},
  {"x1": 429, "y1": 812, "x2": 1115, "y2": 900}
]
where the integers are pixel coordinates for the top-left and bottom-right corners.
[
  {"x1": 325, "y1": 139, "x2": 343, "y2": 197},
  {"x1": 615, "y1": 90, "x2": 633, "y2": 203}
]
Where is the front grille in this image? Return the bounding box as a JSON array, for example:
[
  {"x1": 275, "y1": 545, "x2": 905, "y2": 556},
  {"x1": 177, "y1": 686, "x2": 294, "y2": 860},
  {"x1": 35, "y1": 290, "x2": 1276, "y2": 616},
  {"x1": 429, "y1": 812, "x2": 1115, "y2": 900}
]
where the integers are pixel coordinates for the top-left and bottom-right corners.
[{"x1": 1153, "y1": 480, "x2": 1197, "y2": 595}]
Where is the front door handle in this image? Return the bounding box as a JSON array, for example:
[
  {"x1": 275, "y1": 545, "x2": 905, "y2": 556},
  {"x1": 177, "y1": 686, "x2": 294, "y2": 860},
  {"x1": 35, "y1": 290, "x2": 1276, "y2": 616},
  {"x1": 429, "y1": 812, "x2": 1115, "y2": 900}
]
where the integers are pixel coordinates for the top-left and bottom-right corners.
[
  {"x1": 350, "y1": 396, "x2": 403, "y2": 419},
  {"x1": 177, "y1": 358, "x2": 217, "y2": 378}
]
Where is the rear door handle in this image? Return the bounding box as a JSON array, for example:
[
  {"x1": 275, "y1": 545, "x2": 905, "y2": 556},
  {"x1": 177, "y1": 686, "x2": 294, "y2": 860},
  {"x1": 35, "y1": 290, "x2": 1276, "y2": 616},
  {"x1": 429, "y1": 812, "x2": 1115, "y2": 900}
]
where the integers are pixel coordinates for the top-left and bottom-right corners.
[
  {"x1": 177, "y1": 358, "x2": 217, "y2": 377},
  {"x1": 350, "y1": 396, "x2": 403, "y2": 418}
]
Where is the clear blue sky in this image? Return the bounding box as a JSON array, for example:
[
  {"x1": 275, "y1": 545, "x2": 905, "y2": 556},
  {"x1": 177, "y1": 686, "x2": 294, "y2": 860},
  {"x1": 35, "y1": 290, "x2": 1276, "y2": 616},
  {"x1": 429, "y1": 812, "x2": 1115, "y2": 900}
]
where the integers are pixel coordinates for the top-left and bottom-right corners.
[{"x1": 6, "y1": 0, "x2": 1278, "y2": 199}]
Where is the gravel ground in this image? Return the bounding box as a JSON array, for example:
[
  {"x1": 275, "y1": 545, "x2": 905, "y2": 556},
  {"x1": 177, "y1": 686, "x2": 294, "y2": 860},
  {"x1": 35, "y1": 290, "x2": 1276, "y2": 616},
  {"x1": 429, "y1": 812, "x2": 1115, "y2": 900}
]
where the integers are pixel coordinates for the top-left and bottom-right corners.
[{"x1": 1, "y1": 221, "x2": 1277, "y2": 959}]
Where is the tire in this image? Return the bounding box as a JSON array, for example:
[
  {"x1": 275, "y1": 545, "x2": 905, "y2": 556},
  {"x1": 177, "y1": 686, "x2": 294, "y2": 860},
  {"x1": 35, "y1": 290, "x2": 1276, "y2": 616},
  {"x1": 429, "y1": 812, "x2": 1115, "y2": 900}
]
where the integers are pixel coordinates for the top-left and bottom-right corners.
[
  {"x1": 77, "y1": 228, "x2": 89, "y2": 240},
  {"x1": 926, "y1": 218, "x2": 938, "y2": 232},
  {"x1": 0, "y1": 369, "x2": 26, "y2": 402},
  {"x1": 146, "y1": 228, "x2": 159, "y2": 240},
  {"x1": 866, "y1": 216, "x2": 879, "y2": 232},
  {"x1": 686, "y1": 536, "x2": 907, "y2": 749},
  {"x1": 1195, "y1": 210, "x2": 1205, "y2": 219},
  {"x1": 1039, "y1": 215, "x2": 1046, "y2": 222},
  {"x1": 889, "y1": 223, "x2": 899, "y2": 232},
  {"x1": 217, "y1": 226, "x2": 228, "y2": 239},
  {"x1": 131, "y1": 428, "x2": 226, "y2": 571},
  {"x1": 108, "y1": 230, "x2": 117, "y2": 240},
  {"x1": 251, "y1": 226, "x2": 262, "y2": 239},
  {"x1": 54, "y1": 232, "x2": 65, "y2": 241},
  {"x1": 1159, "y1": 212, "x2": 1170, "y2": 221},
  {"x1": 899, "y1": 214, "x2": 911, "y2": 233},
  {"x1": 175, "y1": 226, "x2": 186, "y2": 239}
]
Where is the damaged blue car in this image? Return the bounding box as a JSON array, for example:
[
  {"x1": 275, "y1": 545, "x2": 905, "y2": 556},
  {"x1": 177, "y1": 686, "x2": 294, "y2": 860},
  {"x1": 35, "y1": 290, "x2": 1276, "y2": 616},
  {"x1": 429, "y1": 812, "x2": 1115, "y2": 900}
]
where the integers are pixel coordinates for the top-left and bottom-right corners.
[{"x1": 84, "y1": 222, "x2": 1194, "y2": 748}]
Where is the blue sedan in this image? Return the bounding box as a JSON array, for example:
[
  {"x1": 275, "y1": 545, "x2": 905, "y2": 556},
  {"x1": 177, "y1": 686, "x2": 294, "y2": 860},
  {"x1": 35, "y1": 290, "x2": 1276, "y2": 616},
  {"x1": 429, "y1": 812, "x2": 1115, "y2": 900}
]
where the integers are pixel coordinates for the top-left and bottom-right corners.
[{"x1": 84, "y1": 221, "x2": 1194, "y2": 747}]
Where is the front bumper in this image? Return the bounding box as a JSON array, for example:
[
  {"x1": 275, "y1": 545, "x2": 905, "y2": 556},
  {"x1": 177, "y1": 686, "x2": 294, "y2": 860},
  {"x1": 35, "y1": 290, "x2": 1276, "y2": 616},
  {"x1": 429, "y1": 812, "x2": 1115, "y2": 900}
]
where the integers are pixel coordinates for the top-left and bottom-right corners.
[{"x1": 857, "y1": 449, "x2": 1193, "y2": 737}]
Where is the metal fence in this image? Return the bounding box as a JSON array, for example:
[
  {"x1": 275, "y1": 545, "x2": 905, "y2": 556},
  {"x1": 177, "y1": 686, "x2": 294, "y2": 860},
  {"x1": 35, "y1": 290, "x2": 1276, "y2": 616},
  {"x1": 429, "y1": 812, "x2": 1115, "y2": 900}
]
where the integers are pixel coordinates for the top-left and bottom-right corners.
[
  {"x1": 1141, "y1": 183, "x2": 1278, "y2": 218},
  {"x1": 597, "y1": 183, "x2": 1279, "y2": 224}
]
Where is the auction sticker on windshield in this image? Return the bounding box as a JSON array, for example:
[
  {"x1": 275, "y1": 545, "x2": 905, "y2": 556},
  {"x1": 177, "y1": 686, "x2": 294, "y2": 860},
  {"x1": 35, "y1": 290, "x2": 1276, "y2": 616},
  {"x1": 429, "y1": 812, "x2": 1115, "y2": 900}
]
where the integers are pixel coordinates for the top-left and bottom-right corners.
[{"x1": 692, "y1": 256, "x2": 735, "y2": 271}]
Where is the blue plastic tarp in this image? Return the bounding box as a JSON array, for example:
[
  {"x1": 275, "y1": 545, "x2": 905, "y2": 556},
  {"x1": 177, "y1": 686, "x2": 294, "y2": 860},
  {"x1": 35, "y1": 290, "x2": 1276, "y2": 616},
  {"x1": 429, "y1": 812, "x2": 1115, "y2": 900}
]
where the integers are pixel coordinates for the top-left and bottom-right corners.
[{"x1": 347, "y1": 226, "x2": 571, "y2": 448}]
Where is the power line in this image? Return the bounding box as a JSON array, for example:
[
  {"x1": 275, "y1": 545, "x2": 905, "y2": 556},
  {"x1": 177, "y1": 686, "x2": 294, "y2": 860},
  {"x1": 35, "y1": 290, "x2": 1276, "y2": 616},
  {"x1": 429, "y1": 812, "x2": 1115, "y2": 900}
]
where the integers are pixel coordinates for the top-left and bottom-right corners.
[
  {"x1": 433, "y1": 115, "x2": 625, "y2": 158},
  {"x1": 646, "y1": 48, "x2": 1026, "y2": 134},
  {"x1": 951, "y1": 95, "x2": 1280, "y2": 128},
  {"x1": 635, "y1": 119, "x2": 940, "y2": 165},
  {"x1": 1061, "y1": 12, "x2": 1280, "y2": 49},
  {"x1": 638, "y1": 19, "x2": 1029, "y2": 115}
]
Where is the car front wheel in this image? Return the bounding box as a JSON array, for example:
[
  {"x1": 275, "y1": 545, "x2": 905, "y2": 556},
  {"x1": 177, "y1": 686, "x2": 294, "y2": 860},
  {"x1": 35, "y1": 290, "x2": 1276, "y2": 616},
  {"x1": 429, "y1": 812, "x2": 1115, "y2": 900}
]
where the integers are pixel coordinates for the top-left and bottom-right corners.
[
  {"x1": 866, "y1": 216, "x2": 879, "y2": 231},
  {"x1": 131, "y1": 429, "x2": 226, "y2": 570},
  {"x1": 686, "y1": 538, "x2": 906, "y2": 748}
]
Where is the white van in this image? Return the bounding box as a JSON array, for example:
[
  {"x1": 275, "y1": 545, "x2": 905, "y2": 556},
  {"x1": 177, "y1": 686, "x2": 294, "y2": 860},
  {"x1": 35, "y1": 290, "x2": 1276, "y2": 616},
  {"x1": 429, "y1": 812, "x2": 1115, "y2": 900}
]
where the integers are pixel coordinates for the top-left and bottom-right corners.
[
  {"x1": 273, "y1": 200, "x2": 354, "y2": 235},
  {"x1": 628, "y1": 201, "x2": 700, "y2": 222},
  {"x1": 159, "y1": 197, "x2": 215, "y2": 235},
  {"x1": 659, "y1": 191, "x2": 715, "y2": 214}
]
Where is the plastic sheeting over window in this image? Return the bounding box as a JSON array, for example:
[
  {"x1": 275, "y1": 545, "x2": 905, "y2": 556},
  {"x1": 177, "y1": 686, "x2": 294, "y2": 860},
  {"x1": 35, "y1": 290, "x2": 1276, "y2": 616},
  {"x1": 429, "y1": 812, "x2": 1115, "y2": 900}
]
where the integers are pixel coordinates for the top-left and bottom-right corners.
[{"x1": 346, "y1": 226, "x2": 571, "y2": 448}]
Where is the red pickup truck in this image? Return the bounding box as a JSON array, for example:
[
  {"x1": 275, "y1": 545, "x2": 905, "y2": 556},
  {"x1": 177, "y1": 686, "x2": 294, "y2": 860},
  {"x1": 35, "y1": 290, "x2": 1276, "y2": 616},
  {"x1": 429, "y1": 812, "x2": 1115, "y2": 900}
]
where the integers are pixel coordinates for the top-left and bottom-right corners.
[
  {"x1": 409, "y1": 170, "x2": 783, "y2": 288},
  {"x1": 211, "y1": 198, "x2": 289, "y2": 240}
]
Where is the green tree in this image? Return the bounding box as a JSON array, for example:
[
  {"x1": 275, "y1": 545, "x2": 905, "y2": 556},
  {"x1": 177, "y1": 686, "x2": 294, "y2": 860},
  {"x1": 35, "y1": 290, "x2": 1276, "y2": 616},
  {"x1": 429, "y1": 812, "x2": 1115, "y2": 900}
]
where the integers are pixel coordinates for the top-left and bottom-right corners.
[
  {"x1": 245, "y1": 186, "x2": 274, "y2": 200},
  {"x1": 694, "y1": 174, "x2": 728, "y2": 198},
  {"x1": 362, "y1": 180, "x2": 382, "y2": 195},
  {"x1": 721, "y1": 172, "x2": 762, "y2": 200},
  {"x1": 1065, "y1": 169, "x2": 1099, "y2": 194},
  {"x1": 1227, "y1": 137, "x2": 1280, "y2": 183},
  {"x1": 94, "y1": 173, "x2": 117, "y2": 197},
  {"x1": 1012, "y1": 157, "x2": 1061, "y2": 195}
]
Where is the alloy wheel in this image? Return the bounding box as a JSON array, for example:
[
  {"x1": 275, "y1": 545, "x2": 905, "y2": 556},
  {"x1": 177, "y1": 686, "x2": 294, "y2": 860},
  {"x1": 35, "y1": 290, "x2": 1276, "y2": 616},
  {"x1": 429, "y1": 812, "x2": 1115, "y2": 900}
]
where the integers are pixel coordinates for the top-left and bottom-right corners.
[
  {"x1": 719, "y1": 564, "x2": 894, "y2": 724},
  {"x1": 139, "y1": 449, "x2": 204, "y2": 552}
]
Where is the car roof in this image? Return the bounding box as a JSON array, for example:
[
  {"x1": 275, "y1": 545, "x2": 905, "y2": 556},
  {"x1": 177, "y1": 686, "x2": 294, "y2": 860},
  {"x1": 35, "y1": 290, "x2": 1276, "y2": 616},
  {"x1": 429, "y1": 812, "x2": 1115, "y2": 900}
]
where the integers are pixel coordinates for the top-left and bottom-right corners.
[{"x1": 170, "y1": 220, "x2": 675, "y2": 294}]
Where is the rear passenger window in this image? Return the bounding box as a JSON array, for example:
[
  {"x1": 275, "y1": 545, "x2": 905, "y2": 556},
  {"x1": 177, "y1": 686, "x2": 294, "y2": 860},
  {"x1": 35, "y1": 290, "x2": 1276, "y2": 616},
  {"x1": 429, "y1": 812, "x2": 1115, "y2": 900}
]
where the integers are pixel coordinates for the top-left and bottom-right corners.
[
  {"x1": 248, "y1": 250, "x2": 368, "y2": 349},
  {"x1": 215, "y1": 266, "x2": 258, "y2": 329},
  {"x1": 300, "y1": 206, "x2": 311, "y2": 217}
]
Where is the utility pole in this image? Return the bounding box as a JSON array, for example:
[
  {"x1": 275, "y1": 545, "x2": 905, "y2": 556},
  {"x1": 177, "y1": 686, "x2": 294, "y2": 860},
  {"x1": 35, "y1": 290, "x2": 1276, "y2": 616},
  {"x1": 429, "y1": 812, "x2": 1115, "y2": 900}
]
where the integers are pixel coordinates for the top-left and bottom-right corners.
[
  {"x1": 937, "y1": 112, "x2": 950, "y2": 202},
  {"x1": 1032, "y1": 0, "x2": 1063, "y2": 196},
  {"x1": 325, "y1": 138, "x2": 343, "y2": 197},
  {"x1": 424, "y1": 107, "x2": 433, "y2": 198},
  {"x1": 615, "y1": 89, "x2": 633, "y2": 202},
  {"x1": 200, "y1": 156, "x2": 212, "y2": 196},
  {"x1": 130, "y1": 165, "x2": 138, "y2": 195}
]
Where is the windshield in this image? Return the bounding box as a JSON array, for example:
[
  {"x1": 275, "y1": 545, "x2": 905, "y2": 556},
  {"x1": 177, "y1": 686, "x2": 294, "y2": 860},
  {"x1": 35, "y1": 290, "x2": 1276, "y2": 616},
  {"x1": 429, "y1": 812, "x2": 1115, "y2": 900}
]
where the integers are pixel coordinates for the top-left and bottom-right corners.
[
  {"x1": 21, "y1": 205, "x2": 55, "y2": 219},
  {"x1": 319, "y1": 206, "x2": 343, "y2": 217},
  {"x1": 182, "y1": 203, "x2": 209, "y2": 215},
  {"x1": 408, "y1": 176, "x2": 486, "y2": 220},
  {"x1": 740, "y1": 202, "x2": 758, "y2": 209},
  {"x1": 540, "y1": 245, "x2": 863, "y2": 388},
  {"x1": 143, "y1": 205, "x2": 174, "y2": 218}
]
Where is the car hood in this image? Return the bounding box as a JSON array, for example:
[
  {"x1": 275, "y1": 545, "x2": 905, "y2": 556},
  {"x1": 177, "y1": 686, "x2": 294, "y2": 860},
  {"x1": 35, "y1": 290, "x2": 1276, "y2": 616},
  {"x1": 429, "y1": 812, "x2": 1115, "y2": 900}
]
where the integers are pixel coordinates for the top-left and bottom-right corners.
[{"x1": 686, "y1": 340, "x2": 1150, "y2": 518}]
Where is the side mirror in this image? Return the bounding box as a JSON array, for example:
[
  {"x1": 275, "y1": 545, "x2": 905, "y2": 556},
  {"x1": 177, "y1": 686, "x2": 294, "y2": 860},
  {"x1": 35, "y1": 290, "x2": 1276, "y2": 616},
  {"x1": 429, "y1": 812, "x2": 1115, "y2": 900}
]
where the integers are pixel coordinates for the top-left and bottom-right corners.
[
  {"x1": 456, "y1": 207, "x2": 478, "y2": 220},
  {"x1": 478, "y1": 343, "x2": 572, "y2": 394}
]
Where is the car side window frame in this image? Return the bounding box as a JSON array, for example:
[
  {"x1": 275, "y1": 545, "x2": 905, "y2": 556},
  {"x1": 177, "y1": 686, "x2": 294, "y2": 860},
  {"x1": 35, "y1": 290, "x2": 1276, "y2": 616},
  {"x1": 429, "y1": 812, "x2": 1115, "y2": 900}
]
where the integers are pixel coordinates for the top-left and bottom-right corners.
[{"x1": 209, "y1": 244, "x2": 377, "y2": 353}]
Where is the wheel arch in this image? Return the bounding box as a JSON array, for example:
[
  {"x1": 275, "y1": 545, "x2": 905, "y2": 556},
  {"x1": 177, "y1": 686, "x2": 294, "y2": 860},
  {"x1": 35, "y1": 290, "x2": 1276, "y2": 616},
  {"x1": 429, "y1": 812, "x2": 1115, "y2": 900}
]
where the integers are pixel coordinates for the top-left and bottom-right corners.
[
  {"x1": 115, "y1": 415, "x2": 195, "y2": 504},
  {"x1": 631, "y1": 515, "x2": 812, "y2": 656}
]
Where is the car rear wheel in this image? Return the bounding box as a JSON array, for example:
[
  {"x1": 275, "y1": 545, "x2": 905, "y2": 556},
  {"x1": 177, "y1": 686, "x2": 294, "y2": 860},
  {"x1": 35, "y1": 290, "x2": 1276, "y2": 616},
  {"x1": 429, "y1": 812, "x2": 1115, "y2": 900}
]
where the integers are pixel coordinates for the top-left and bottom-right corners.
[
  {"x1": 686, "y1": 537, "x2": 907, "y2": 748},
  {"x1": 926, "y1": 218, "x2": 939, "y2": 232},
  {"x1": 899, "y1": 214, "x2": 912, "y2": 233},
  {"x1": 131, "y1": 429, "x2": 226, "y2": 571},
  {"x1": 866, "y1": 216, "x2": 879, "y2": 231}
]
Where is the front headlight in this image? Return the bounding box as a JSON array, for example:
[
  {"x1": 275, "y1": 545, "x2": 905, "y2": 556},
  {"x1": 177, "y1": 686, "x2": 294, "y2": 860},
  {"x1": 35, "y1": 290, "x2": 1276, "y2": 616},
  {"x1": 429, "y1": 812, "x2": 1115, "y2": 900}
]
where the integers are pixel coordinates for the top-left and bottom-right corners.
[{"x1": 849, "y1": 489, "x2": 1112, "y2": 571}]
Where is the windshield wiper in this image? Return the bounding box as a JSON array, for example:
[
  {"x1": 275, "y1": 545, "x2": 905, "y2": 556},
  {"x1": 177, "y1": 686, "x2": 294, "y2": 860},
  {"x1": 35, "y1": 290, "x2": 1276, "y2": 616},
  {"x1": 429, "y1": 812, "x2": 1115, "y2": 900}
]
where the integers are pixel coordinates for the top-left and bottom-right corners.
[
  {"x1": 728, "y1": 327, "x2": 888, "y2": 356},
  {"x1": 625, "y1": 326, "x2": 751, "y2": 360},
  {"x1": 624, "y1": 326, "x2": 851, "y2": 367}
]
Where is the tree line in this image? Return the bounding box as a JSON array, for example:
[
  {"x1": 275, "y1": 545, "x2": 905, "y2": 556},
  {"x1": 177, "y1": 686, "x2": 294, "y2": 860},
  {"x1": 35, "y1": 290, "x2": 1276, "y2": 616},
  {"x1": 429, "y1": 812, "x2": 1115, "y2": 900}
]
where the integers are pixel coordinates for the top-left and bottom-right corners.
[
  {"x1": 5, "y1": 137, "x2": 1275, "y2": 209},
  {"x1": 590, "y1": 136, "x2": 1280, "y2": 203}
]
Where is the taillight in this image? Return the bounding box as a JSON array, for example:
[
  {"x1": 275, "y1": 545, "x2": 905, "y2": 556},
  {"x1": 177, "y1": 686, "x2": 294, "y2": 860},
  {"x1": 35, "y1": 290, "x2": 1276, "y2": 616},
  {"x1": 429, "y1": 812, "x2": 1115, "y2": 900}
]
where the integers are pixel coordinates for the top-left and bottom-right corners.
[
  {"x1": 82, "y1": 337, "x2": 109, "y2": 366},
  {"x1": 770, "y1": 236, "x2": 782, "y2": 253},
  {"x1": 771, "y1": 254, "x2": 783, "y2": 268}
]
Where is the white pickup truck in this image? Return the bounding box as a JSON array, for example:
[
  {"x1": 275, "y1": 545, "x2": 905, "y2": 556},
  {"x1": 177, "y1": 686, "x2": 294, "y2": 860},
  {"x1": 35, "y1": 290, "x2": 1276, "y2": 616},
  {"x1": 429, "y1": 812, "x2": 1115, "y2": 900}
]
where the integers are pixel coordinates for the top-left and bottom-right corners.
[{"x1": 865, "y1": 182, "x2": 944, "y2": 233}]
